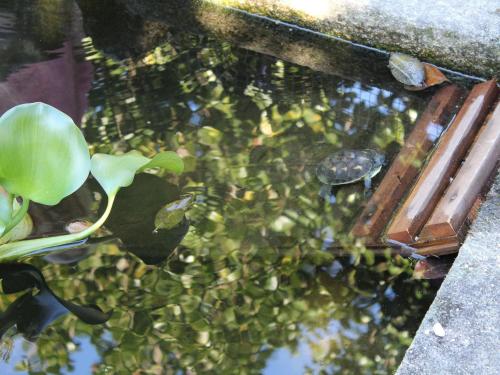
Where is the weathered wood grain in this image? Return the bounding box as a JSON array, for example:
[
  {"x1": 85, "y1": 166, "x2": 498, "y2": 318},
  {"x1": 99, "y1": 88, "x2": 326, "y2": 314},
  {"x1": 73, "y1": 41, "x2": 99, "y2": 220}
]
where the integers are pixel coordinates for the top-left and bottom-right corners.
[
  {"x1": 386, "y1": 79, "x2": 498, "y2": 243},
  {"x1": 350, "y1": 84, "x2": 463, "y2": 240},
  {"x1": 419, "y1": 101, "x2": 500, "y2": 239},
  {"x1": 414, "y1": 237, "x2": 461, "y2": 256}
]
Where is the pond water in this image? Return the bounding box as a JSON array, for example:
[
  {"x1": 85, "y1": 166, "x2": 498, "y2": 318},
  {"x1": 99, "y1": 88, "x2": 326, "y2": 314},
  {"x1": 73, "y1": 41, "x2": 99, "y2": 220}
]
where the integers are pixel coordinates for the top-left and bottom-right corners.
[{"x1": 0, "y1": 0, "x2": 460, "y2": 374}]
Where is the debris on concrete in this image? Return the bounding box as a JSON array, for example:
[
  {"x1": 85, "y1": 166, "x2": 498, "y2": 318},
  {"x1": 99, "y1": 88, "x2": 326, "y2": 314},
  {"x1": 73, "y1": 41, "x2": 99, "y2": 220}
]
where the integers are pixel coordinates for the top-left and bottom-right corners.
[{"x1": 432, "y1": 322, "x2": 445, "y2": 337}]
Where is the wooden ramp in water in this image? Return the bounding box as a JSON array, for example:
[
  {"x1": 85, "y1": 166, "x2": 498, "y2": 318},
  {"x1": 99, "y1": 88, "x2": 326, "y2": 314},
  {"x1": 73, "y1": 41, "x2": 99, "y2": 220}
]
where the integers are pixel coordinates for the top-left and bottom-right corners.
[{"x1": 351, "y1": 79, "x2": 499, "y2": 256}]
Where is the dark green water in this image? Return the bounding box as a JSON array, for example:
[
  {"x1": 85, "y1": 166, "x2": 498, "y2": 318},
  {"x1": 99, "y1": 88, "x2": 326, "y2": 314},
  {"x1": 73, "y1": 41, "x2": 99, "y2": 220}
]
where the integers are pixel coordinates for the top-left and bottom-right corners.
[{"x1": 0, "y1": 1, "x2": 448, "y2": 374}]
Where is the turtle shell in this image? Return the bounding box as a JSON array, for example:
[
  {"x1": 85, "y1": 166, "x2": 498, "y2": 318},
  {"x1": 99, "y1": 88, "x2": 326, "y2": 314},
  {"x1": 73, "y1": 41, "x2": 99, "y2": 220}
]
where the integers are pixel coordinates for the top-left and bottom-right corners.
[
  {"x1": 316, "y1": 149, "x2": 384, "y2": 185},
  {"x1": 388, "y1": 53, "x2": 425, "y2": 87}
]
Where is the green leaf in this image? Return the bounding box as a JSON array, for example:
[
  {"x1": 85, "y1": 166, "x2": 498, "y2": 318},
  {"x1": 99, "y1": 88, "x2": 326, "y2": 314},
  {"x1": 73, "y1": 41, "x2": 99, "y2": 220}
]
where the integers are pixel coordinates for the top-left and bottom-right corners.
[
  {"x1": 0, "y1": 103, "x2": 91, "y2": 205},
  {"x1": 140, "y1": 151, "x2": 184, "y2": 174},
  {"x1": 91, "y1": 151, "x2": 150, "y2": 197},
  {"x1": 0, "y1": 148, "x2": 184, "y2": 260},
  {"x1": 154, "y1": 194, "x2": 194, "y2": 231},
  {"x1": 91, "y1": 151, "x2": 184, "y2": 197}
]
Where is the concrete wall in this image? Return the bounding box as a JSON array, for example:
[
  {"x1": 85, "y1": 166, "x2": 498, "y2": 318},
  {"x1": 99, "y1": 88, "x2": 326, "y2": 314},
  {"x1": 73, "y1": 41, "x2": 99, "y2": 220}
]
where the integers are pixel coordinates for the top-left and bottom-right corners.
[{"x1": 204, "y1": 0, "x2": 499, "y2": 78}]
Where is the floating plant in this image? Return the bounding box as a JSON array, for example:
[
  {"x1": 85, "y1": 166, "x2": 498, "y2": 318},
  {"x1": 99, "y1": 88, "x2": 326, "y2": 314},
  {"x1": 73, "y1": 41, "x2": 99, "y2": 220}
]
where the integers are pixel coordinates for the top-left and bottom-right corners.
[{"x1": 0, "y1": 102, "x2": 184, "y2": 260}]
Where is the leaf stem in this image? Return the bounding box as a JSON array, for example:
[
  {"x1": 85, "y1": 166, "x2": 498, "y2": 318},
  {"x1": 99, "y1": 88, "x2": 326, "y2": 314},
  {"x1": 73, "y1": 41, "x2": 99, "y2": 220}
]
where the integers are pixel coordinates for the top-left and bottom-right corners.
[
  {"x1": 0, "y1": 195, "x2": 115, "y2": 261},
  {"x1": 2, "y1": 197, "x2": 30, "y2": 237}
]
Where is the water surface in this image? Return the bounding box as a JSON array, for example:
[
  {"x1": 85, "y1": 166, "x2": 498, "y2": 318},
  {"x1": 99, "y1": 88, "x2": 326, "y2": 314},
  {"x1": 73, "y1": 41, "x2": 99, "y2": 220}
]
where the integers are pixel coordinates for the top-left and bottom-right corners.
[{"x1": 0, "y1": 1, "x2": 446, "y2": 374}]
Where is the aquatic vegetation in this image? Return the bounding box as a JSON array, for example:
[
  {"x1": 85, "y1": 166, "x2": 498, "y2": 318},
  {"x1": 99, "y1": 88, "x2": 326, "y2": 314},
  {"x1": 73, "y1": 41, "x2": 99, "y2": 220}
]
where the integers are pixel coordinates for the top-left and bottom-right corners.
[
  {"x1": 154, "y1": 194, "x2": 195, "y2": 231},
  {"x1": 0, "y1": 102, "x2": 184, "y2": 260}
]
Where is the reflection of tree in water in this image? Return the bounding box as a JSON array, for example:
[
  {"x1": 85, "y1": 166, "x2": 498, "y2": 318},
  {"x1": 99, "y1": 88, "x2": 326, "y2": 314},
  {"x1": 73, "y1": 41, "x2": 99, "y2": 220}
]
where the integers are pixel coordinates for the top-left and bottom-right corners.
[
  {"x1": 81, "y1": 30, "x2": 426, "y2": 238},
  {"x1": 0, "y1": 245, "x2": 435, "y2": 374},
  {"x1": 0, "y1": 11, "x2": 436, "y2": 375},
  {"x1": 82, "y1": 31, "x2": 423, "y2": 152}
]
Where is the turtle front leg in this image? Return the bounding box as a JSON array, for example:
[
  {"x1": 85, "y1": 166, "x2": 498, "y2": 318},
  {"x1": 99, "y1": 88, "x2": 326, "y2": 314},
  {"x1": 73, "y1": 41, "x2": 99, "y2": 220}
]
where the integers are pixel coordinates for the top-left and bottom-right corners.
[
  {"x1": 319, "y1": 184, "x2": 337, "y2": 204},
  {"x1": 363, "y1": 177, "x2": 373, "y2": 197}
]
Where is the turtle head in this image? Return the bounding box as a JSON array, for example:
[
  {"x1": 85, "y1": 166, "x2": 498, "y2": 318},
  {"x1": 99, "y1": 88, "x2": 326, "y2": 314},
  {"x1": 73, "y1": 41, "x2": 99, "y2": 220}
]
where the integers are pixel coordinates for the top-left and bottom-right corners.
[
  {"x1": 367, "y1": 151, "x2": 385, "y2": 180},
  {"x1": 365, "y1": 149, "x2": 385, "y2": 168}
]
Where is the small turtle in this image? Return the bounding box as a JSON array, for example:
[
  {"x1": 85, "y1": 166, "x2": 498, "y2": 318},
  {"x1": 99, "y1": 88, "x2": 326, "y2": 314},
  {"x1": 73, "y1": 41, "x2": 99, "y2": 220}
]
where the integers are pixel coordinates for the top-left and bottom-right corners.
[
  {"x1": 316, "y1": 149, "x2": 384, "y2": 200},
  {"x1": 388, "y1": 53, "x2": 426, "y2": 87}
]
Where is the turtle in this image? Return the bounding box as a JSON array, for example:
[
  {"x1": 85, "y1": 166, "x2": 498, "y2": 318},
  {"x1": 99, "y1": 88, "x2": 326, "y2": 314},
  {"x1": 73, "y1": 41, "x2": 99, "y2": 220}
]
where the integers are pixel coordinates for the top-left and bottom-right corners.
[
  {"x1": 315, "y1": 149, "x2": 385, "y2": 200},
  {"x1": 388, "y1": 53, "x2": 426, "y2": 88}
]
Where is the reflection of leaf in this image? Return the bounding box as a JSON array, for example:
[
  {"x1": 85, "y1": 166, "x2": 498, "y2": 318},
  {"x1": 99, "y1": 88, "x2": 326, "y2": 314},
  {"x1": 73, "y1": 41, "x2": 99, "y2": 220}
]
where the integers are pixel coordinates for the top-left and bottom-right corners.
[
  {"x1": 197, "y1": 126, "x2": 222, "y2": 146},
  {"x1": 182, "y1": 155, "x2": 197, "y2": 173},
  {"x1": 259, "y1": 112, "x2": 274, "y2": 136},
  {"x1": 155, "y1": 194, "x2": 194, "y2": 231},
  {"x1": 265, "y1": 276, "x2": 279, "y2": 291}
]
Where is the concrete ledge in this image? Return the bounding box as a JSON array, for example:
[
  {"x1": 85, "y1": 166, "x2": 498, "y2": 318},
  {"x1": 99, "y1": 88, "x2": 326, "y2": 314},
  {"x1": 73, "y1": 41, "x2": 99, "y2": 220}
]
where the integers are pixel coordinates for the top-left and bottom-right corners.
[
  {"x1": 203, "y1": 0, "x2": 499, "y2": 78},
  {"x1": 396, "y1": 172, "x2": 500, "y2": 375},
  {"x1": 108, "y1": 0, "x2": 478, "y2": 96}
]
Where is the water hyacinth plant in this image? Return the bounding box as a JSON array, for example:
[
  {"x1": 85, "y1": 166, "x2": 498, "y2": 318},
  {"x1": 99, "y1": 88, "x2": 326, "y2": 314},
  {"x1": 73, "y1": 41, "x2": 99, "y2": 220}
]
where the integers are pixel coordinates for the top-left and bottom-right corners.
[{"x1": 0, "y1": 102, "x2": 184, "y2": 260}]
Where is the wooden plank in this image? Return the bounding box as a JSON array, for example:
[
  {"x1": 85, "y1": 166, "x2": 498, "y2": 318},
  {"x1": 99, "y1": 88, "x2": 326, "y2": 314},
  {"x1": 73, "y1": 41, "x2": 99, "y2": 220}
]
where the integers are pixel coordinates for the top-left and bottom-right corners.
[
  {"x1": 396, "y1": 195, "x2": 482, "y2": 256},
  {"x1": 415, "y1": 237, "x2": 460, "y2": 256},
  {"x1": 419, "y1": 100, "x2": 500, "y2": 240},
  {"x1": 350, "y1": 84, "x2": 463, "y2": 239},
  {"x1": 386, "y1": 79, "x2": 498, "y2": 243}
]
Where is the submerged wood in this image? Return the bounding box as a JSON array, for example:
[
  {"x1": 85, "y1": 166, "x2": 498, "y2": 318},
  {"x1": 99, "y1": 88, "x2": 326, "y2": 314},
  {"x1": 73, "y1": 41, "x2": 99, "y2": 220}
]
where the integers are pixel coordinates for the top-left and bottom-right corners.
[
  {"x1": 419, "y1": 101, "x2": 500, "y2": 240},
  {"x1": 351, "y1": 84, "x2": 462, "y2": 240},
  {"x1": 413, "y1": 236, "x2": 461, "y2": 256},
  {"x1": 386, "y1": 79, "x2": 498, "y2": 243}
]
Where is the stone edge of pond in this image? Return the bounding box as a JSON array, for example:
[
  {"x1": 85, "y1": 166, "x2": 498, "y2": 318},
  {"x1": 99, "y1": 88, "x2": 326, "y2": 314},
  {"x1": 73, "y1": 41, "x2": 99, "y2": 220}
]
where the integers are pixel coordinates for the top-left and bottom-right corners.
[
  {"x1": 200, "y1": 0, "x2": 499, "y2": 78},
  {"x1": 396, "y1": 171, "x2": 500, "y2": 375}
]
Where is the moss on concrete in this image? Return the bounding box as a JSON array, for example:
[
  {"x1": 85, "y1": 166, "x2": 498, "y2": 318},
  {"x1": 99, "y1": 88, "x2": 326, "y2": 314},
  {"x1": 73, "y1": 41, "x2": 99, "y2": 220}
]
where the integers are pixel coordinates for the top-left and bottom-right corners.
[
  {"x1": 110, "y1": 0, "x2": 476, "y2": 94},
  {"x1": 203, "y1": 0, "x2": 499, "y2": 78}
]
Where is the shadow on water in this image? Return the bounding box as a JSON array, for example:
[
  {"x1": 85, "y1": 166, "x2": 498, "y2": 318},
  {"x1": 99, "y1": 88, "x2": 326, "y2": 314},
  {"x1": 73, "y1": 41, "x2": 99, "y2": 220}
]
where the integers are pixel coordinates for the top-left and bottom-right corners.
[
  {"x1": 0, "y1": 263, "x2": 110, "y2": 343},
  {"x1": 99, "y1": 174, "x2": 190, "y2": 265},
  {"x1": 33, "y1": 174, "x2": 190, "y2": 266},
  {"x1": 0, "y1": 0, "x2": 463, "y2": 373}
]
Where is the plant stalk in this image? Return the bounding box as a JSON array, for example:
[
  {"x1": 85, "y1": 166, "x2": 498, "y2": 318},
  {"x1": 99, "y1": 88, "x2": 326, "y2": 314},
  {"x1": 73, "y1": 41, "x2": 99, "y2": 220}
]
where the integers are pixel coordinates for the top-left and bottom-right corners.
[
  {"x1": 2, "y1": 197, "x2": 30, "y2": 237},
  {"x1": 0, "y1": 195, "x2": 115, "y2": 261}
]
